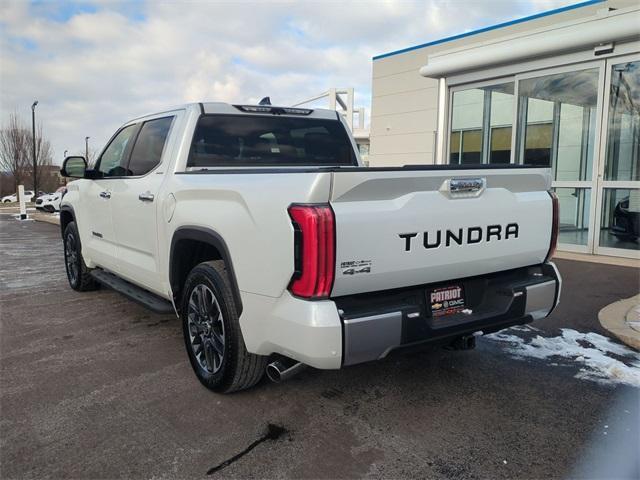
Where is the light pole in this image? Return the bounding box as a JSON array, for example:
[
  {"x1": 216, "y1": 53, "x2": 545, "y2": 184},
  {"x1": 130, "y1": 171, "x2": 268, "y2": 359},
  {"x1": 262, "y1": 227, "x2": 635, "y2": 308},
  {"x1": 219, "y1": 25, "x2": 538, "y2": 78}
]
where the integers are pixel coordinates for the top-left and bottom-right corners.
[
  {"x1": 62, "y1": 150, "x2": 68, "y2": 186},
  {"x1": 85, "y1": 136, "x2": 89, "y2": 162},
  {"x1": 31, "y1": 101, "x2": 38, "y2": 195}
]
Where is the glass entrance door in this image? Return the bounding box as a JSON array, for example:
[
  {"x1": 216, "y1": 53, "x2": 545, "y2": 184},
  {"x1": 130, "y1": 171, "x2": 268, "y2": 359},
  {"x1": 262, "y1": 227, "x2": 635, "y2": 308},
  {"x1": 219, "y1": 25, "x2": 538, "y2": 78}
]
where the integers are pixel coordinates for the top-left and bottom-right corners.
[
  {"x1": 514, "y1": 63, "x2": 603, "y2": 254},
  {"x1": 595, "y1": 55, "x2": 640, "y2": 258}
]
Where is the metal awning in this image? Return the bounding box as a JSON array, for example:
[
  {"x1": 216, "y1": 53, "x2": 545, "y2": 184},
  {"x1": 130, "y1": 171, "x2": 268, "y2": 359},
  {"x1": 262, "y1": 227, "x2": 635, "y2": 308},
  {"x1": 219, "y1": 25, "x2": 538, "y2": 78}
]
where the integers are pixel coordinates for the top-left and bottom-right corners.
[{"x1": 419, "y1": 8, "x2": 640, "y2": 78}]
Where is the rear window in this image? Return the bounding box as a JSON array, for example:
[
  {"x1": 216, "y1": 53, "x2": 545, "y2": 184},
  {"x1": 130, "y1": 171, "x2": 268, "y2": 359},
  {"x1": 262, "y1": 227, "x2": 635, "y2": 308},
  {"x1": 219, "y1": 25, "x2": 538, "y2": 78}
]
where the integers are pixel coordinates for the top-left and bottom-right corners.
[
  {"x1": 128, "y1": 116, "x2": 174, "y2": 176},
  {"x1": 188, "y1": 114, "x2": 357, "y2": 167}
]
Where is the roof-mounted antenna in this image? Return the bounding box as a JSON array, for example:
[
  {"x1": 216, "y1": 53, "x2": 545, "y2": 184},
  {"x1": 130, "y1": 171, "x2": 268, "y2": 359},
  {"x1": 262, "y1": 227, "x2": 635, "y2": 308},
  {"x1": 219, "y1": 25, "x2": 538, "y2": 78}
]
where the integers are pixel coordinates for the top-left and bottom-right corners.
[{"x1": 259, "y1": 97, "x2": 271, "y2": 106}]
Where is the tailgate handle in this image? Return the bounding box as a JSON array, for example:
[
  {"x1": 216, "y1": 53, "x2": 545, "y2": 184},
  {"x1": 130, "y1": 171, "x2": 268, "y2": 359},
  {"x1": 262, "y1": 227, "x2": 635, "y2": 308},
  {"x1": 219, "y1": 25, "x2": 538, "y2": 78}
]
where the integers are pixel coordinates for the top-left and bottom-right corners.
[{"x1": 448, "y1": 177, "x2": 485, "y2": 197}]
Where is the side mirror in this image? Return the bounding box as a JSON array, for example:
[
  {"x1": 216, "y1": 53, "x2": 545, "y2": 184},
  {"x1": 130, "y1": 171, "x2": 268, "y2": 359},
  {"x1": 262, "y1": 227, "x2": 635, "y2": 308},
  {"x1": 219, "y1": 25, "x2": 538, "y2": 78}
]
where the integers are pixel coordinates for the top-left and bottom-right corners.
[{"x1": 60, "y1": 156, "x2": 87, "y2": 178}]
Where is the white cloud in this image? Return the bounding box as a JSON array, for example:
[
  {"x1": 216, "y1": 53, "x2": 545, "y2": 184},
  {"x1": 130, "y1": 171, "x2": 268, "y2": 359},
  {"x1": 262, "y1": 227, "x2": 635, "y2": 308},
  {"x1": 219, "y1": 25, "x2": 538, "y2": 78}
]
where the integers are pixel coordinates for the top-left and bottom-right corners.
[{"x1": 0, "y1": 0, "x2": 573, "y2": 164}]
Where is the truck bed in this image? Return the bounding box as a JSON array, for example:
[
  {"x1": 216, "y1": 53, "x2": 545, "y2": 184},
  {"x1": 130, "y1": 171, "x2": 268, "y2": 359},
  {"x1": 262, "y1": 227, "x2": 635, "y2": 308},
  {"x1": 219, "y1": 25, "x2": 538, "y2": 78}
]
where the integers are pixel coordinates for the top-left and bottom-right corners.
[{"x1": 178, "y1": 164, "x2": 554, "y2": 299}]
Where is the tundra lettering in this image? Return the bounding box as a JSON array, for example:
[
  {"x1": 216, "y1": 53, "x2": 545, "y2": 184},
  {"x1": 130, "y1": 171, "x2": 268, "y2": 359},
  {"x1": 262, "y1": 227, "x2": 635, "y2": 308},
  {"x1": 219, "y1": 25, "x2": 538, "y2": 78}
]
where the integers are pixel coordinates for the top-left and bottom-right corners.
[
  {"x1": 399, "y1": 223, "x2": 520, "y2": 251},
  {"x1": 59, "y1": 101, "x2": 560, "y2": 394}
]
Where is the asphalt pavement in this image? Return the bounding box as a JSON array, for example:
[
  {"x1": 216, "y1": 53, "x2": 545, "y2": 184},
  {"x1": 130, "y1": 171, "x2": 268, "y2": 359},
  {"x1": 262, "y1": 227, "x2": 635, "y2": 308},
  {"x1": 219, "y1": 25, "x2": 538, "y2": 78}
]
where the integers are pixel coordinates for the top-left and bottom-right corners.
[{"x1": 1, "y1": 214, "x2": 638, "y2": 479}]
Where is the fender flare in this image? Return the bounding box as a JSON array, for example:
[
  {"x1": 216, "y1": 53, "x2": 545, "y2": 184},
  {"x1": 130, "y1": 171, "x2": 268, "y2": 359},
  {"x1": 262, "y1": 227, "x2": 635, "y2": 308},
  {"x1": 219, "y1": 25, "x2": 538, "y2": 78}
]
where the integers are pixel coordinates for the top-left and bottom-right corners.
[
  {"x1": 59, "y1": 205, "x2": 76, "y2": 238},
  {"x1": 169, "y1": 226, "x2": 243, "y2": 314}
]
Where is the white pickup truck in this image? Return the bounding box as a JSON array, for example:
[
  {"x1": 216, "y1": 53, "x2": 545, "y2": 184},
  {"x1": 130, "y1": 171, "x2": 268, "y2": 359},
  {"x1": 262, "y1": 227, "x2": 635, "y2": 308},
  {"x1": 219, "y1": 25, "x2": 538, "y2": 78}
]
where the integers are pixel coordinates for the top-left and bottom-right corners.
[{"x1": 59, "y1": 102, "x2": 561, "y2": 392}]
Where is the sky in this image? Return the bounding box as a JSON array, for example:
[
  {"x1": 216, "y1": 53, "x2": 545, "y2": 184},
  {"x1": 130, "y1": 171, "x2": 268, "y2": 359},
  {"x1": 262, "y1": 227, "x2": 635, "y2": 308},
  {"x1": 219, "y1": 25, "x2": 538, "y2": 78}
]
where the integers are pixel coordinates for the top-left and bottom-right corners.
[{"x1": 1, "y1": 0, "x2": 577, "y2": 164}]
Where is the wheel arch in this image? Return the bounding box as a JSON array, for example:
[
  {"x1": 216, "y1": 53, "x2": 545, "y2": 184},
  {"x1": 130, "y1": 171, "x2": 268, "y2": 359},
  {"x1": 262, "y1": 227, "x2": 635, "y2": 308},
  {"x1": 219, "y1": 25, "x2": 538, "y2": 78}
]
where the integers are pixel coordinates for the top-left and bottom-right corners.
[
  {"x1": 169, "y1": 226, "x2": 243, "y2": 314},
  {"x1": 59, "y1": 205, "x2": 76, "y2": 238}
]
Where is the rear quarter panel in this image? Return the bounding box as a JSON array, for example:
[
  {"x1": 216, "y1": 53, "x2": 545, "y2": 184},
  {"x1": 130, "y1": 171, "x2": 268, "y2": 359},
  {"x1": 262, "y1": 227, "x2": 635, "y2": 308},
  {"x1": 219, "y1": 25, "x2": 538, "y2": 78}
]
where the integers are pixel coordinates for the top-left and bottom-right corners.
[{"x1": 166, "y1": 172, "x2": 332, "y2": 298}]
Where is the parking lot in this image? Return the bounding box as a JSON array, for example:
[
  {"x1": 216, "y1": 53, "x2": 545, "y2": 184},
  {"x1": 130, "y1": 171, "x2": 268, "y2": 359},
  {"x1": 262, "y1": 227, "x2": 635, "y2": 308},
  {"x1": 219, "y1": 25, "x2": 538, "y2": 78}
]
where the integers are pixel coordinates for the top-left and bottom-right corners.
[{"x1": 1, "y1": 215, "x2": 639, "y2": 479}]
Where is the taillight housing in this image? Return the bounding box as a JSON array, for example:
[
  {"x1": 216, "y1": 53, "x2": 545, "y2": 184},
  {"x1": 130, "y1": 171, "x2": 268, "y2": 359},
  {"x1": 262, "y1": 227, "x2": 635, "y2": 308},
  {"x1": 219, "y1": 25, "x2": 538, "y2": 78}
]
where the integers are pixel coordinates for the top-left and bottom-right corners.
[
  {"x1": 287, "y1": 204, "x2": 335, "y2": 299},
  {"x1": 545, "y1": 190, "x2": 559, "y2": 262}
]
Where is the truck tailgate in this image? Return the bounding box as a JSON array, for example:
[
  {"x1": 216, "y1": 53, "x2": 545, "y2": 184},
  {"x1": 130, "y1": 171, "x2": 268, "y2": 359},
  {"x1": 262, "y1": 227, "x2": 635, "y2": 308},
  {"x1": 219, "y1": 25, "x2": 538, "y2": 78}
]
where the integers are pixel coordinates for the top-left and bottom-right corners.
[{"x1": 330, "y1": 167, "x2": 553, "y2": 297}]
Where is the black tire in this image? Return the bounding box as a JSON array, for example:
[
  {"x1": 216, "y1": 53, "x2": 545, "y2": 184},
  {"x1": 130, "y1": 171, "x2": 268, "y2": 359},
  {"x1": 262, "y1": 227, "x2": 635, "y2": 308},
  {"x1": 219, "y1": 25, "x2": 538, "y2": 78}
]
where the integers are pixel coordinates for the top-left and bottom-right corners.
[
  {"x1": 181, "y1": 261, "x2": 268, "y2": 393},
  {"x1": 63, "y1": 221, "x2": 99, "y2": 291}
]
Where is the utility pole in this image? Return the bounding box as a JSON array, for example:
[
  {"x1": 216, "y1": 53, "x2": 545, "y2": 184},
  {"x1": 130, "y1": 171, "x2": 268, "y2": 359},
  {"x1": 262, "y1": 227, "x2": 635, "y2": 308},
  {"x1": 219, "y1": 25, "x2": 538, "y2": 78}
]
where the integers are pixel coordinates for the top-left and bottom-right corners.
[
  {"x1": 31, "y1": 101, "x2": 38, "y2": 194},
  {"x1": 85, "y1": 136, "x2": 90, "y2": 161}
]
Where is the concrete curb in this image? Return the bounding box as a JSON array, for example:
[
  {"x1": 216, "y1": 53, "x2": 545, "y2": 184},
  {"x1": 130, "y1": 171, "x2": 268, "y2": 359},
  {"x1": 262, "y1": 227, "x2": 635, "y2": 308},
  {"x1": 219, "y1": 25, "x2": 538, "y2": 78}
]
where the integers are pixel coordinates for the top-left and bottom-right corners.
[
  {"x1": 555, "y1": 251, "x2": 640, "y2": 268},
  {"x1": 32, "y1": 212, "x2": 60, "y2": 226},
  {"x1": 598, "y1": 294, "x2": 640, "y2": 351}
]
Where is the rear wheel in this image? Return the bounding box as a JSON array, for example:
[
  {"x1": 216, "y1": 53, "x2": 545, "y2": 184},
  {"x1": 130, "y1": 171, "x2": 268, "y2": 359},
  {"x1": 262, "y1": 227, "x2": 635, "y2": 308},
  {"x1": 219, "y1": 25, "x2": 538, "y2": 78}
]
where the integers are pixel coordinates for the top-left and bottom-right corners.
[
  {"x1": 63, "y1": 221, "x2": 99, "y2": 291},
  {"x1": 181, "y1": 261, "x2": 268, "y2": 393}
]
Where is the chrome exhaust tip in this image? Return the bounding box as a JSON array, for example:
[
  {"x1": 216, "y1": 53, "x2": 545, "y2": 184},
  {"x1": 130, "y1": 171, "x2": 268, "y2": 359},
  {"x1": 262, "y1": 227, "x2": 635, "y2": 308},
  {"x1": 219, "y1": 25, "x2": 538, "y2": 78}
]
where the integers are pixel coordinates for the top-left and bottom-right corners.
[{"x1": 266, "y1": 359, "x2": 306, "y2": 383}]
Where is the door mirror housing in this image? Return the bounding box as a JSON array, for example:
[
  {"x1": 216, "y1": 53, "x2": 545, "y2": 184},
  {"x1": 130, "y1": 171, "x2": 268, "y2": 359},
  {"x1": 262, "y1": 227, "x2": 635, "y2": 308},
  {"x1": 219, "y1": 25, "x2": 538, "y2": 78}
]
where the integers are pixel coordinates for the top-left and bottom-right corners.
[{"x1": 61, "y1": 156, "x2": 87, "y2": 178}]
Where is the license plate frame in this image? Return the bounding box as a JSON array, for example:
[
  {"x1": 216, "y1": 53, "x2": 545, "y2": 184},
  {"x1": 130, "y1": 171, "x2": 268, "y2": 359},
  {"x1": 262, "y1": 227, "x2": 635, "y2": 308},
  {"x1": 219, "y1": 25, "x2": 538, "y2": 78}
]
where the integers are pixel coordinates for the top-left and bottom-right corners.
[{"x1": 428, "y1": 284, "x2": 466, "y2": 318}]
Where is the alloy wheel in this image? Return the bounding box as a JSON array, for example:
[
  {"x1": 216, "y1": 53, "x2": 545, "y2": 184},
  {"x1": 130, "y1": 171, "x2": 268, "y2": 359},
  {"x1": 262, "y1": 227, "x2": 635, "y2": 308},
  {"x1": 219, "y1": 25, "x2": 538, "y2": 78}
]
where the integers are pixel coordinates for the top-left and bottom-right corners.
[
  {"x1": 65, "y1": 233, "x2": 79, "y2": 285},
  {"x1": 187, "y1": 284, "x2": 226, "y2": 374}
]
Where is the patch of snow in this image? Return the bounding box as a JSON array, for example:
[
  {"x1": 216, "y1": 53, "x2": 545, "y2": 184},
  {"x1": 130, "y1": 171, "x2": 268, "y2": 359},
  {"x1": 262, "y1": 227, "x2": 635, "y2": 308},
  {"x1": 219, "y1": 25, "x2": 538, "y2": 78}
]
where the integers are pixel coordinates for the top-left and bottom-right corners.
[
  {"x1": 509, "y1": 324, "x2": 541, "y2": 332},
  {"x1": 486, "y1": 326, "x2": 640, "y2": 388},
  {"x1": 10, "y1": 214, "x2": 33, "y2": 221}
]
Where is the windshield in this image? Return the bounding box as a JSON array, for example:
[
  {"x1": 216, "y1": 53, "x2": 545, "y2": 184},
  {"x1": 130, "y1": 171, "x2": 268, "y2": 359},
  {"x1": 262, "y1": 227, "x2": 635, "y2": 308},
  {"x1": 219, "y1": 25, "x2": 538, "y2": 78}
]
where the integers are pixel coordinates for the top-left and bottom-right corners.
[{"x1": 188, "y1": 114, "x2": 357, "y2": 168}]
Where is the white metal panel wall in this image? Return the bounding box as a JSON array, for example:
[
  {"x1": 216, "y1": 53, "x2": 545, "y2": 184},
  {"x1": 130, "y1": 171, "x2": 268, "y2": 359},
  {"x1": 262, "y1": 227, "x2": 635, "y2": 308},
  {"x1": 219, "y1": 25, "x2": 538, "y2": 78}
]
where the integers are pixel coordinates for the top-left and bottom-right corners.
[{"x1": 370, "y1": 49, "x2": 439, "y2": 167}]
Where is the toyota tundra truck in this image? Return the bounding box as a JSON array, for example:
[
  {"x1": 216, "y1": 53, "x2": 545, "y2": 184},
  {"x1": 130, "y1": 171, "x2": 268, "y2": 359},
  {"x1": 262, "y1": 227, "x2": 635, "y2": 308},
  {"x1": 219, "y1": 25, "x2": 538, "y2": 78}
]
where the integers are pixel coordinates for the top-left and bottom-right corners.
[{"x1": 59, "y1": 102, "x2": 561, "y2": 393}]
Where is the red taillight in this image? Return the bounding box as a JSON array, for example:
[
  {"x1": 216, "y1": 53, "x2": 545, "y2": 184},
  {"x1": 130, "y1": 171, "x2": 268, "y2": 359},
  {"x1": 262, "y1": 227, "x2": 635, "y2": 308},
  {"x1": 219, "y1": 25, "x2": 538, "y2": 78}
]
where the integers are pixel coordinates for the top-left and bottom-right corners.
[
  {"x1": 287, "y1": 204, "x2": 335, "y2": 299},
  {"x1": 546, "y1": 191, "x2": 559, "y2": 262}
]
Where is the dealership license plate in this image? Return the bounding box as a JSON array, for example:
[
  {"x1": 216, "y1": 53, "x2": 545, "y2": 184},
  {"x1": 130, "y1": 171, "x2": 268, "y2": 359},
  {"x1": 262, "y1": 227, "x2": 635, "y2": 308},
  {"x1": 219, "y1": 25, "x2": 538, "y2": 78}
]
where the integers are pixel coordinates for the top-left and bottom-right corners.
[{"x1": 429, "y1": 285, "x2": 465, "y2": 317}]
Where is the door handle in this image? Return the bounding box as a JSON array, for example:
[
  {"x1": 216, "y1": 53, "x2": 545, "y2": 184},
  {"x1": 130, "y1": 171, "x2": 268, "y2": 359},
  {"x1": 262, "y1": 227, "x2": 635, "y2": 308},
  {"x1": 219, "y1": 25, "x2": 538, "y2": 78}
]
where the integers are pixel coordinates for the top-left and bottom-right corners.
[
  {"x1": 99, "y1": 191, "x2": 111, "y2": 199},
  {"x1": 138, "y1": 192, "x2": 155, "y2": 202}
]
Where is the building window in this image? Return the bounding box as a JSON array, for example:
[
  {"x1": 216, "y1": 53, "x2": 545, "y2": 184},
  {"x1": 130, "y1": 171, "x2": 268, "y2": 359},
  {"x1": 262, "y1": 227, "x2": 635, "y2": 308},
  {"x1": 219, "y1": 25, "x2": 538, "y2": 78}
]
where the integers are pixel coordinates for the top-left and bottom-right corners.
[
  {"x1": 516, "y1": 68, "x2": 598, "y2": 180},
  {"x1": 599, "y1": 60, "x2": 639, "y2": 253},
  {"x1": 444, "y1": 58, "x2": 638, "y2": 257},
  {"x1": 553, "y1": 187, "x2": 590, "y2": 246},
  {"x1": 489, "y1": 126, "x2": 512, "y2": 163},
  {"x1": 604, "y1": 61, "x2": 639, "y2": 182},
  {"x1": 600, "y1": 188, "x2": 639, "y2": 250},
  {"x1": 449, "y1": 82, "x2": 514, "y2": 164}
]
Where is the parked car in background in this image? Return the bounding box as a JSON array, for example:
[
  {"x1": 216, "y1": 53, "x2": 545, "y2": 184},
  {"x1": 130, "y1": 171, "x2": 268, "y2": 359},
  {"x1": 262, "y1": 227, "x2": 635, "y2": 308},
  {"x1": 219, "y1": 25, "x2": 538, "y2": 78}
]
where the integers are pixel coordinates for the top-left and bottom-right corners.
[
  {"x1": 2, "y1": 190, "x2": 35, "y2": 203},
  {"x1": 611, "y1": 195, "x2": 639, "y2": 242},
  {"x1": 35, "y1": 187, "x2": 66, "y2": 213}
]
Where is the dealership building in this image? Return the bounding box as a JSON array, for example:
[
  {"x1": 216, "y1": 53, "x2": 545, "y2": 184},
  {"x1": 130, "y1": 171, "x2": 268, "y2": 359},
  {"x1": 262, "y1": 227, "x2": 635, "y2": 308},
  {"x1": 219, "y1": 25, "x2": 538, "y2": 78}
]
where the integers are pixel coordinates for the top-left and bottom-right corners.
[{"x1": 369, "y1": 0, "x2": 639, "y2": 259}]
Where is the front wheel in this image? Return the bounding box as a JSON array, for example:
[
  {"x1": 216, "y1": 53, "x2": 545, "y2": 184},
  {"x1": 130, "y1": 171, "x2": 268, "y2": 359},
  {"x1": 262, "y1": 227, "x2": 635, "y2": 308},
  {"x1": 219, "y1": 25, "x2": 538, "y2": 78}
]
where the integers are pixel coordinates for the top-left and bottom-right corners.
[
  {"x1": 63, "y1": 221, "x2": 99, "y2": 291},
  {"x1": 181, "y1": 261, "x2": 268, "y2": 393}
]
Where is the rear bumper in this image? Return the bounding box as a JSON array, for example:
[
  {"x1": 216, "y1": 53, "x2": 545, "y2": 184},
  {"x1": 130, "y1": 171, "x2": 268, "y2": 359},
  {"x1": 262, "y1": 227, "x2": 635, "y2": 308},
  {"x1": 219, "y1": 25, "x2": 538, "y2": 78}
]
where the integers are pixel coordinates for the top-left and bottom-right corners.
[
  {"x1": 240, "y1": 263, "x2": 560, "y2": 370},
  {"x1": 336, "y1": 262, "x2": 561, "y2": 367}
]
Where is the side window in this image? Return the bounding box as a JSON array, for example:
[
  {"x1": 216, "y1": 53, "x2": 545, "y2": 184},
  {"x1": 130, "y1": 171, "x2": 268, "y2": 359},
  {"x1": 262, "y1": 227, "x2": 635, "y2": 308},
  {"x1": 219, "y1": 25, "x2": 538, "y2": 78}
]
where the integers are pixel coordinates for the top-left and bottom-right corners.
[
  {"x1": 97, "y1": 125, "x2": 138, "y2": 177},
  {"x1": 128, "y1": 116, "x2": 174, "y2": 176}
]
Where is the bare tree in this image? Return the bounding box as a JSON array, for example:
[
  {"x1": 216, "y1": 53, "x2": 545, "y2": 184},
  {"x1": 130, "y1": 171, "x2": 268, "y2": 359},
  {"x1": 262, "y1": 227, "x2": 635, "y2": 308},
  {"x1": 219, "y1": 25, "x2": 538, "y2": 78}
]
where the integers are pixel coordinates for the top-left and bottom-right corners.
[
  {"x1": 0, "y1": 112, "x2": 59, "y2": 195},
  {"x1": 86, "y1": 146, "x2": 99, "y2": 168},
  {"x1": 0, "y1": 112, "x2": 29, "y2": 191},
  {"x1": 72, "y1": 147, "x2": 98, "y2": 167}
]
